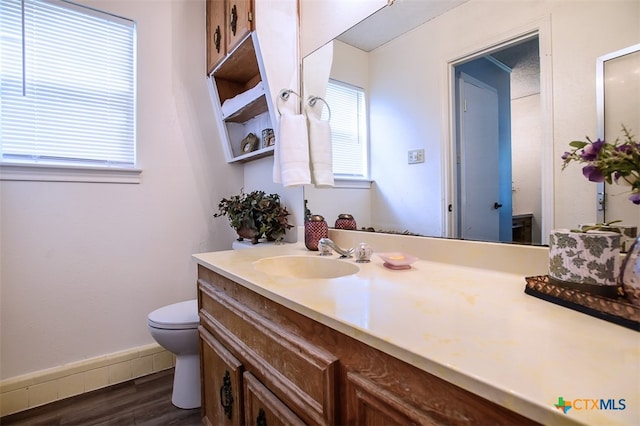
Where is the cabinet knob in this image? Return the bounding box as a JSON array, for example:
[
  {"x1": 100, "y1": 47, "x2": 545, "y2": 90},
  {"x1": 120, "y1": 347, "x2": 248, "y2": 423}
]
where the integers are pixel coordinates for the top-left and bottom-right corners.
[
  {"x1": 493, "y1": 202, "x2": 503, "y2": 210},
  {"x1": 230, "y1": 4, "x2": 238, "y2": 36},
  {"x1": 219, "y1": 370, "x2": 234, "y2": 419},
  {"x1": 213, "y1": 25, "x2": 221, "y2": 53},
  {"x1": 256, "y1": 408, "x2": 267, "y2": 426}
]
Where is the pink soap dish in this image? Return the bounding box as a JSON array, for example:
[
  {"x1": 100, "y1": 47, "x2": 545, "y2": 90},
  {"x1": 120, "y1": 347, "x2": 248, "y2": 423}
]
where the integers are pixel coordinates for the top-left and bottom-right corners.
[{"x1": 377, "y1": 252, "x2": 418, "y2": 269}]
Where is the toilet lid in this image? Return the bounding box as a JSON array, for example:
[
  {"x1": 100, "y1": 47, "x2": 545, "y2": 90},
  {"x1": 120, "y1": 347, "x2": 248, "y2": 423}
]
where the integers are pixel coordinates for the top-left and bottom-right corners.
[{"x1": 147, "y1": 299, "x2": 199, "y2": 330}]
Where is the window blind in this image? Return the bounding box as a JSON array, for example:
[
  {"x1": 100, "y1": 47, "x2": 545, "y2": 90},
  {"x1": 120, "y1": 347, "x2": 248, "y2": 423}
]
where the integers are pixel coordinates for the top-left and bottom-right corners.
[
  {"x1": 323, "y1": 80, "x2": 368, "y2": 178},
  {"x1": 0, "y1": 0, "x2": 136, "y2": 168}
]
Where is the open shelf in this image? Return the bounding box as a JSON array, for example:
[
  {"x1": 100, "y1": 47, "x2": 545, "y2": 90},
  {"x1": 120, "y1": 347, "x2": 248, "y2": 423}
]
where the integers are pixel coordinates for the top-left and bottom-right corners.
[{"x1": 207, "y1": 32, "x2": 278, "y2": 163}]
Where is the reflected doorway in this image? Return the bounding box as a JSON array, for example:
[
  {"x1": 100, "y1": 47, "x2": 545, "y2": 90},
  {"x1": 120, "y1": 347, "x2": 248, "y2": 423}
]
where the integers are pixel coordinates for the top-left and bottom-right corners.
[{"x1": 453, "y1": 36, "x2": 542, "y2": 244}]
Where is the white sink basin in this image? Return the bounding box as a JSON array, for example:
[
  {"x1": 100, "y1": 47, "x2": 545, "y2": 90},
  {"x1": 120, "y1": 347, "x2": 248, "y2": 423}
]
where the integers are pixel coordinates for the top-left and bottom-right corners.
[{"x1": 253, "y1": 255, "x2": 359, "y2": 279}]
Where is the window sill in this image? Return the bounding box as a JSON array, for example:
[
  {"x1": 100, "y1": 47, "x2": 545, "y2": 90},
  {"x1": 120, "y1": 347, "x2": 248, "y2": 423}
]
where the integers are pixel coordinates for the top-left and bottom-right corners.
[
  {"x1": 334, "y1": 177, "x2": 372, "y2": 189},
  {"x1": 0, "y1": 163, "x2": 142, "y2": 184}
]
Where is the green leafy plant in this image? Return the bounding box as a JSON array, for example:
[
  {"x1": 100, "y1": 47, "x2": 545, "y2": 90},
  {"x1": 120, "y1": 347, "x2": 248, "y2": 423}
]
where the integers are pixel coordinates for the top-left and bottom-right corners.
[
  {"x1": 214, "y1": 190, "x2": 293, "y2": 244},
  {"x1": 572, "y1": 219, "x2": 622, "y2": 233},
  {"x1": 561, "y1": 125, "x2": 640, "y2": 204}
]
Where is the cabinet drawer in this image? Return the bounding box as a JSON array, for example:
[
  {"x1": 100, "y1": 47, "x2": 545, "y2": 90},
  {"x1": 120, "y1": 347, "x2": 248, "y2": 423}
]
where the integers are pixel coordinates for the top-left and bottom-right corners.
[
  {"x1": 346, "y1": 371, "x2": 437, "y2": 426},
  {"x1": 244, "y1": 371, "x2": 305, "y2": 426},
  {"x1": 200, "y1": 326, "x2": 244, "y2": 425},
  {"x1": 199, "y1": 280, "x2": 337, "y2": 425}
]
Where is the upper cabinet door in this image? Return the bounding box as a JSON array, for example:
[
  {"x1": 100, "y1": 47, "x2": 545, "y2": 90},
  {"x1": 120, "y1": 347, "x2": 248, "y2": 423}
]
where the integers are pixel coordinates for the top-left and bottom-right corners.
[
  {"x1": 207, "y1": 0, "x2": 227, "y2": 74},
  {"x1": 207, "y1": 0, "x2": 254, "y2": 75},
  {"x1": 227, "y1": 0, "x2": 253, "y2": 53}
]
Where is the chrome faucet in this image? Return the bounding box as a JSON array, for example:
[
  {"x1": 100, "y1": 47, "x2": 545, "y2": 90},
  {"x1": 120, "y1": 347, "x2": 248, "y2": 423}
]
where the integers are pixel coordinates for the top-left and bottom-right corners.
[{"x1": 318, "y1": 238, "x2": 354, "y2": 258}]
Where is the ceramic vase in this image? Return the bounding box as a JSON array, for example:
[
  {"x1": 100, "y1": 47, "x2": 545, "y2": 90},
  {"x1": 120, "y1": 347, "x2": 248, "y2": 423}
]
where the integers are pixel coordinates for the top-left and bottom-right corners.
[
  {"x1": 335, "y1": 214, "x2": 357, "y2": 230},
  {"x1": 236, "y1": 221, "x2": 260, "y2": 244},
  {"x1": 620, "y1": 236, "x2": 640, "y2": 306},
  {"x1": 305, "y1": 215, "x2": 328, "y2": 251},
  {"x1": 580, "y1": 223, "x2": 638, "y2": 253},
  {"x1": 548, "y1": 229, "x2": 621, "y2": 297}
]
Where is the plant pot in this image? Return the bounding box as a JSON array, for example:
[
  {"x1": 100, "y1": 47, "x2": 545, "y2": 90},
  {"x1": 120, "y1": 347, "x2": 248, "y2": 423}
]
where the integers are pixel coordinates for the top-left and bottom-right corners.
[
  {"x1": 548, "y1": 229, "x2": 621, "y2": 298},
  {"x1": 620, "y1": 236, "x2": 640, "y2": 306},
  {"x1": 580, "y1": 223, "x2": 638, "y2": 252},
  {"x1": 236, "y1": 223, "x2": 260, "y2": 244}
]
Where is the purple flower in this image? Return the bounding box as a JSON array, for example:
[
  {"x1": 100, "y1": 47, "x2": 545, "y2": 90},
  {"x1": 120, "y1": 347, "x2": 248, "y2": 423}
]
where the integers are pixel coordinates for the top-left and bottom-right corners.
[
  {"x1": 580, "y1": 139, "x2": 604, "y2": 161},
  {"x1": 629, "y1": 192, "x2": 640, "y2": 205},
  {"x1": 582, "y1": 165, "x2": 604, "y2": 182},
  {"x1": 616, "y1": 144, "x2": 633, "y2": 154},
  {"x1": 561, "y1": 152, "x2": 571, "y2": 160}
]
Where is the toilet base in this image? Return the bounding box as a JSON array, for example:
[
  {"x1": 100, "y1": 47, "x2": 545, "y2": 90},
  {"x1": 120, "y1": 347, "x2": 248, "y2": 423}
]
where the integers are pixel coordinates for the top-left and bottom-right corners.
[{"x1": 171, "y1": 354, "x2": 201, "y2": 409}]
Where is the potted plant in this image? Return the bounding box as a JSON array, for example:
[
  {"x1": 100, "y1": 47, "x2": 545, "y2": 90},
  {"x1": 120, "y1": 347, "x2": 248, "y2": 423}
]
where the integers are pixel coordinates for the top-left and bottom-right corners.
[
  {"x1": 559, "y1": 125, "x2": 640, "y2": 304},
  {"x1": 214, "y1": 190, "x2": 293, "y2": 244}
]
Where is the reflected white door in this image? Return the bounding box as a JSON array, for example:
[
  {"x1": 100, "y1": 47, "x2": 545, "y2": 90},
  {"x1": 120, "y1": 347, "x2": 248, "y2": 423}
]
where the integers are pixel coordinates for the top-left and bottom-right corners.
[{"x1": 459, "y1": 73, "x2": 501, "y2": 241}]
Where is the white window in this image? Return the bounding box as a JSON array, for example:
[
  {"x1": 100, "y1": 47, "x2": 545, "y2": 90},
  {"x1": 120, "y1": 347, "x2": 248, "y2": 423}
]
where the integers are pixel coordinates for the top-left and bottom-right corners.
[
  {"x1": 0, "y1": 0, "x2": 137, "y2": 181},
  {"x1": 323, "y1": 79, "x2": 368, "y2": 179}
]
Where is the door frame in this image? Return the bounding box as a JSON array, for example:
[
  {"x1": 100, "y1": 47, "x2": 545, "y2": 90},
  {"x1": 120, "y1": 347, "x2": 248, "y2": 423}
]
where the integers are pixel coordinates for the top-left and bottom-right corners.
[{"x1": 440, "y1": 17, "x2": 554, "y2": 244}]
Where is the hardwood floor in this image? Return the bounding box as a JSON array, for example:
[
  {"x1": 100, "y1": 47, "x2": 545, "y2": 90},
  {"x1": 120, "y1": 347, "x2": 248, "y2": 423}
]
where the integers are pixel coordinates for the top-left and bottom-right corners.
[{"x1": 1, "y1": 369, "x2": 202, "y2": 425}]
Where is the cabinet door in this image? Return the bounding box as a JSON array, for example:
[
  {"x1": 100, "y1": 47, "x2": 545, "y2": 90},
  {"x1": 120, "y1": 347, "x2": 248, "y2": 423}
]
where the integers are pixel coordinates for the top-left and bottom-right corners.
[
  {"x1": 346, "y1": 372, "x2": 438, "y2": 426},
  {"x1": 226, "y1": 0, "x2": 253, "y2": 52},
  {"x1": 200, "y1": 326, "x2": 244, "y2": 426},
  {"x1": 243, "y1": 372, "x2": 305, "y2": 426},
  {"x1": 206, "y1": 0, "x2": 226, "y2": 74}
]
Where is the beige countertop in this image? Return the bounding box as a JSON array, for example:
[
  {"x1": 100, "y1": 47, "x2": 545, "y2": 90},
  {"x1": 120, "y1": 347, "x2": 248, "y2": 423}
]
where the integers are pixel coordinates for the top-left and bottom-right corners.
[{"x1": 194, "y1": 230, "x2": 639, "y2": 426}]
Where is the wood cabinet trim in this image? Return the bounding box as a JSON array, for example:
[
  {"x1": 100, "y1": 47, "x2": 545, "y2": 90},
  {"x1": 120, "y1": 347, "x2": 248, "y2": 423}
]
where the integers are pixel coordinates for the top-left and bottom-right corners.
[
  {"x1": 199, "y1": 280, "x2": 337, "y2": 425},
  {"x1": 347, "y1": 371, "x2": 438, "y2": 425},
  {"x1": 199, "y1": 326, "x2": 245, "y2": 425},
  {"x1": 244, "y1": 371, "x2": 305, "y2": 426}
]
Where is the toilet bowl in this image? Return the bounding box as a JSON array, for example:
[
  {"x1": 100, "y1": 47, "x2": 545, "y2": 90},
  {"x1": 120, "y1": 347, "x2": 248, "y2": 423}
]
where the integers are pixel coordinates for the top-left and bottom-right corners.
[{"x1": 147, "y1": 299, "x2": 200, "y2": 409}]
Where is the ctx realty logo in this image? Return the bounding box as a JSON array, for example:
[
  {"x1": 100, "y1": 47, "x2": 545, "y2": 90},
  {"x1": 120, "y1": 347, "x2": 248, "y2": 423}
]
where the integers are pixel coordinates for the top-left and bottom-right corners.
[{"x1": 554, "y1": 396, "x2": 626, "y2": 414}]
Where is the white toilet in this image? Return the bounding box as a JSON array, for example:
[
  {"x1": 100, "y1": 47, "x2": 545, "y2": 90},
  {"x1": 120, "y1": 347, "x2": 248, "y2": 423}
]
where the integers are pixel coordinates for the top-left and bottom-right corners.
[{"x1": 147, "y1": 299, "x2": 201, "y2": 409}]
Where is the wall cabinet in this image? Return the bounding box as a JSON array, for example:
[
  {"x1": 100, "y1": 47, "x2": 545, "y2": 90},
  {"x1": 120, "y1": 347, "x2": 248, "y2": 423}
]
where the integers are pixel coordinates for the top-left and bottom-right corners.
[
  {"x1": 197, "y1": 265, "x2": 539, "y2": 426},
  {"x1": 206, "y1": 0, "x2": 254, "y2": 74},
  {"x1": 206, "y1": 0, "x2": 277, "y2": 163}
]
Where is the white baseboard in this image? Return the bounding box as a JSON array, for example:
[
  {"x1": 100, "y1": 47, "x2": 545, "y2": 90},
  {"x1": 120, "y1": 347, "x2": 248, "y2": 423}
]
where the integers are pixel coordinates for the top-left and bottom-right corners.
[{"x1": 0, "y1": 344, "x2": 175, "y2": 417}]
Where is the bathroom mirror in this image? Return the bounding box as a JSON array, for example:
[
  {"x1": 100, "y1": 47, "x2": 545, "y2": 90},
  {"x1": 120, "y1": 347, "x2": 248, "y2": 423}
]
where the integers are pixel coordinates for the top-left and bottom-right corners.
[
  {"x1": 302, "y1": 0, "x2": 639, "y2": 245},
  {"x1": 597, "y1": 43, "x2": 640, "y2": 225}
]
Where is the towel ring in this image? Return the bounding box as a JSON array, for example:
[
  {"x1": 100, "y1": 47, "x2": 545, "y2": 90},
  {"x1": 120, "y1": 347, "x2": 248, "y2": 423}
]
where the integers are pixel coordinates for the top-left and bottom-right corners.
[
  {"x1": 276, "y1": 89, "x2": 300, "y2": 116},
  {"x1": 307, "y1": 96, "x2": 332, "y2": 121}
]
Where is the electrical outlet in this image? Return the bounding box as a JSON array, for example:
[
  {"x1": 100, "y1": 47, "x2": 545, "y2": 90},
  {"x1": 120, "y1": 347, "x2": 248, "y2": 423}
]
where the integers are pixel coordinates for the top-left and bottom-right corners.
[{"x1": 408, "y1": 149, "x2": 425, "y2": 164}]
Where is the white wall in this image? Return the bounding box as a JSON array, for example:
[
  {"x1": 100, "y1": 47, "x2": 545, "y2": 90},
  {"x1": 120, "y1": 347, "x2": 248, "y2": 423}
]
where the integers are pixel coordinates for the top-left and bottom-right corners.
[
  {"x1": 512, "y1": 94, "x2": 543, "y2": 244},
  {"x1": 0, "y1": 0, "x2": 244, "y2": 380}
]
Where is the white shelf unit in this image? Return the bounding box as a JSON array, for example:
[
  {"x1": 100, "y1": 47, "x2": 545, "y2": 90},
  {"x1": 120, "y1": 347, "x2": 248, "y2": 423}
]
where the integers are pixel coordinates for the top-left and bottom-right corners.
[{"x1": 207, "y1": 32, "x2": 278, "y2": 163}]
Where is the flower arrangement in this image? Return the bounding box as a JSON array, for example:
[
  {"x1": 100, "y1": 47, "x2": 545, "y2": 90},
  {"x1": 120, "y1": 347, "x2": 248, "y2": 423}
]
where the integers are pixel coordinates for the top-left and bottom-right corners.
[
  {"x1": 561, "y1": 125, "x2": 640, "y2": 204},
  {"x1": 214, "y1": 190, "x2": 293, "y2": 244}
]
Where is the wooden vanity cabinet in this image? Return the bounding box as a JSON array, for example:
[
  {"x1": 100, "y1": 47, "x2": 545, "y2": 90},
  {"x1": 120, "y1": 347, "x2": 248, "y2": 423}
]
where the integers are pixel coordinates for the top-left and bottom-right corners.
[
  {"x1": 197, "y1": 265, "x2": 539, "y2": 426},
  {"x1": 206, "y1": 0, "x2": 254, "y2": 74}
]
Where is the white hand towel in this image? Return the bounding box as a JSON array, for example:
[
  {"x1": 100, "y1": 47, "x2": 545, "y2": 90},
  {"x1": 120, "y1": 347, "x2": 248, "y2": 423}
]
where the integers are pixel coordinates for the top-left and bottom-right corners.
[
  {"x1": 273, "y1": 112, "x2": 311, "y2": 187},
  {"x1": 308, "y1": 116, "x2": 334, "y2": 187}
]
